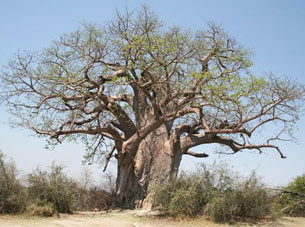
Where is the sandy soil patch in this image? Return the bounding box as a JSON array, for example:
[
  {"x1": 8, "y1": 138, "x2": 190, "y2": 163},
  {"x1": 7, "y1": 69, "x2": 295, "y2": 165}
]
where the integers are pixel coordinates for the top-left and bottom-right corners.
[{"x1": 0, "y1": 210, "x2": 305, "y2": 227}]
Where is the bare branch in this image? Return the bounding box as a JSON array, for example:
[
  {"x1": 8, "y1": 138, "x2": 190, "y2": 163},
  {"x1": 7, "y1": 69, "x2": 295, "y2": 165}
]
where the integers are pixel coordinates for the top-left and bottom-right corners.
[
  {"x1": 103, "y1": 145, "x2": 116, "y2": 172},
  {"x1": 183, "y1": 150, "x2": 209, "y2": 158}
]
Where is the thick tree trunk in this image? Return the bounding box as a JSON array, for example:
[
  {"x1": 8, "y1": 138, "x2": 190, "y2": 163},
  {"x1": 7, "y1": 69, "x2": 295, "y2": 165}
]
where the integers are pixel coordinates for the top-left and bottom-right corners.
[{"x1": 115, "y1": 124, "x2": 182, "y2": 209}]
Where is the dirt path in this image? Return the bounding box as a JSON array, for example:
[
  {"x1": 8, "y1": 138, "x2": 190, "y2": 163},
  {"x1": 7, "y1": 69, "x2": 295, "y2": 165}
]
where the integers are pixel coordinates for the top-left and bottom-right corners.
[{"x1": 1, "y1": 210, "x2": 305, "y2": 227}]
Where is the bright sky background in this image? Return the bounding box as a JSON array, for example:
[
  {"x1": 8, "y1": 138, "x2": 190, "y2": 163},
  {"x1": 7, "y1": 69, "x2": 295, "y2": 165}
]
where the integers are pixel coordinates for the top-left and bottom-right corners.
[{"x1": 0, "y1": 0, "x2": 304, "y2": 186}]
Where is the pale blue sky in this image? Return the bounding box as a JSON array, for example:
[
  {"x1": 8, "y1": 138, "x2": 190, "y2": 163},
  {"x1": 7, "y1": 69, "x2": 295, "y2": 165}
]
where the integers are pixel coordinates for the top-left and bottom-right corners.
[{"x1": 0, "y1": 0, "x2": 304, "y2": 186}]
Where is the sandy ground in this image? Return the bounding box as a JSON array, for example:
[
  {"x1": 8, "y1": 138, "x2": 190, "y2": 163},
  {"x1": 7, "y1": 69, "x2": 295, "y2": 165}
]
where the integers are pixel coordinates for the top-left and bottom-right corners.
[{"x1": 0, "y1": 210, "x2": 305, "y2": 227}]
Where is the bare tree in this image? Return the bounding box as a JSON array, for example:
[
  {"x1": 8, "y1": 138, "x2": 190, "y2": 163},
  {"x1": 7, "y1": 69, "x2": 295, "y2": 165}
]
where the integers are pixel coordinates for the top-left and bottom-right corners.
[{"x1": 1, "y1": 7, "x2": 304, "y2": 208}]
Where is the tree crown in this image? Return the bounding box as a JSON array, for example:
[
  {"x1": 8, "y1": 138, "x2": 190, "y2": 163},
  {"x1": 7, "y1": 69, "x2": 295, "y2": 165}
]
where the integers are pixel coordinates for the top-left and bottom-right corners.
[{"x1": 1, "y1": 6, "x2": 304, "y2": 163}]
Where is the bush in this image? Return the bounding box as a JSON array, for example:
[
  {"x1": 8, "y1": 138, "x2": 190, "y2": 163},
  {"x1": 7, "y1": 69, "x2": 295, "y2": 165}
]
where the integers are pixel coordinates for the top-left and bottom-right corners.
[
  {"x1": 204, "y1": 195, "x2": 235, "y2": 222},
  {"x1": 27, "y1": 163, "x2": 79, "y2": 214},
  {"x1": 26, "y1": 203, "x2": 55, "y2": 217},
  {"x1": 88, "y1": 186, "x2": 112, "y2": 211},
  {"x1": 73, "y1": 169, "x2": 114, "y2": 211},
  {"x1": 167, "y1": 187, "x2": 199, "y2": 217},
  {"x1": 234, "y1": 174, "x2": 271, "y2": 219},
  {"x1": 204, "y1": 173, "x2": 271, "y2": 222},
  {"x1": 0, "y1": 152, "x2": 27, "y2": 213},
  {"x1": 152, "y1": 162, "x2": 234, "y2": 217},
  {"x1": 75, "y1": 185, "x2": 113, "y2": 211},
  {"x1": 153, "y1": 174, "x2": 209, "y2": 217},
  {"x1": 152, "y1": 163, "x2": 273, "y2": 222},
  {"x1": 277, "y1": 174, "x2": 305, "y2": 216}
]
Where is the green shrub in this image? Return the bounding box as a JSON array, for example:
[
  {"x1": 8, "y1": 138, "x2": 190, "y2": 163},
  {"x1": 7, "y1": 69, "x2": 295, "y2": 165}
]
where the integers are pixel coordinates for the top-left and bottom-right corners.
[
  {"x1": 26, "y1": 203, "x2": 55, "y2": 217},
  {"x1": 204, "y1": 195, "x2": 235, "y2": 222},
  {"x1": 277, "y1": 174, "x2": 305, "y2": 216},
  {"x1": 0, "y1": 152, "x2": 27, "y2": 213},
  {"x1": 27, "y1": 163, "x2": 79, "y2": 213},
  {"x1": 152, "y1": 163, "x2": 273, "y2": 222},
  {"x1": 152, "y1": 174, "x2": 208, "y2": 217},
  {"x1": 152, "y1": 162, "x2": 234, "y2": 217},
  {"x1": 204, "y1": 173, "x2": 271, "y2": 222},
  {"x1": 167, "y1": 188, "x2": 198, "y2": 217},
  {"x1": 234, "y1": 174, "x2": 271, "y2": 219}
]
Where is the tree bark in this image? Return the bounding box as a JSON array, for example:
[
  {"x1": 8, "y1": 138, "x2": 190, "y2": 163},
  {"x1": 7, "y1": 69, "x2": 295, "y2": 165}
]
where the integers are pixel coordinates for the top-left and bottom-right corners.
[{"x1": 115, "y1": 124, "x2": 182, "y2": 209}]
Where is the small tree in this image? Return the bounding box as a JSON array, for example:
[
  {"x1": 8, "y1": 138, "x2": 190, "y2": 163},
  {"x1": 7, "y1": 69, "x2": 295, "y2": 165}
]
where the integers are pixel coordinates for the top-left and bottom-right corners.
[
  {"x1": 1, "y1": 6, "x2": 304, "y2": 208},
  {"x1": 0, "y1": 151, "x2": 27, "y2": 213},
  {"x1": 27, "y1": 163, "x2": 78, "y2": 213}
]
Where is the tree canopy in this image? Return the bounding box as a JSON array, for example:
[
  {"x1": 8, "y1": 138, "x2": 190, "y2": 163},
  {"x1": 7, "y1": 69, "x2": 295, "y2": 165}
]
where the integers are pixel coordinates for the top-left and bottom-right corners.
[{"x1": 1, "y1": 7, "x2": 304, "y2": 165}]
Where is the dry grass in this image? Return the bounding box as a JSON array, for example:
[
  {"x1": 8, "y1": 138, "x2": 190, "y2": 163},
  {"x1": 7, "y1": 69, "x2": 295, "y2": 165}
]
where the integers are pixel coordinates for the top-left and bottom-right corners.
[{"x1": 0, "y1": 210, "x2": 305, "y2": 227}]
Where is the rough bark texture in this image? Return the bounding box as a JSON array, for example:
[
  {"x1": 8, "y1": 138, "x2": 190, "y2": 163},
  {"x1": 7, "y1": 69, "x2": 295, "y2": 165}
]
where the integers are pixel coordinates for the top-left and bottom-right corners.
[{"x1": 115, "y1": 124, "x2": 182, "y2": 209}]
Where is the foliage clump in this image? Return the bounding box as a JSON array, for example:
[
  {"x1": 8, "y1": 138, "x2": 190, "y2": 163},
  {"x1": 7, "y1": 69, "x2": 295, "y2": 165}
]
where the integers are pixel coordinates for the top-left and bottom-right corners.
[
  {"x1": 0, "y1": 152, "x2": 27, "y2": 213},
  {"x1": 27, "y1": 163, "x2": 79, "y2": 213},
  {"x1": 0, "y1": 152, "x2": 115, "y2": 214},
  {"x1": 277, "y1": 174, "x2": 305, "y2": 216},
  {"x1": 152, "y1": 162, "x2": 273, "y2": 222},
  {"x1": 204, "y1": 173, "x2": 271, "y2": 222},
  {"x1": 153, "y1": 175, "x2": 204, "y2": 217},
  {"x1": 76, "y1": 185, "x2": 113, "y2": 211},
  {"x1": 26, "y1": 203, "x2": 55, "y2": 217}
]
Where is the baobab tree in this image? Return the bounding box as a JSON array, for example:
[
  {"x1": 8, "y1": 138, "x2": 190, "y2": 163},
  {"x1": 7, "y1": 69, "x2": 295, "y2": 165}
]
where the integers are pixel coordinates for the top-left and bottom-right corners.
[{"x1": 1, "y1": 7, "x2": 304, "y2": 208}]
